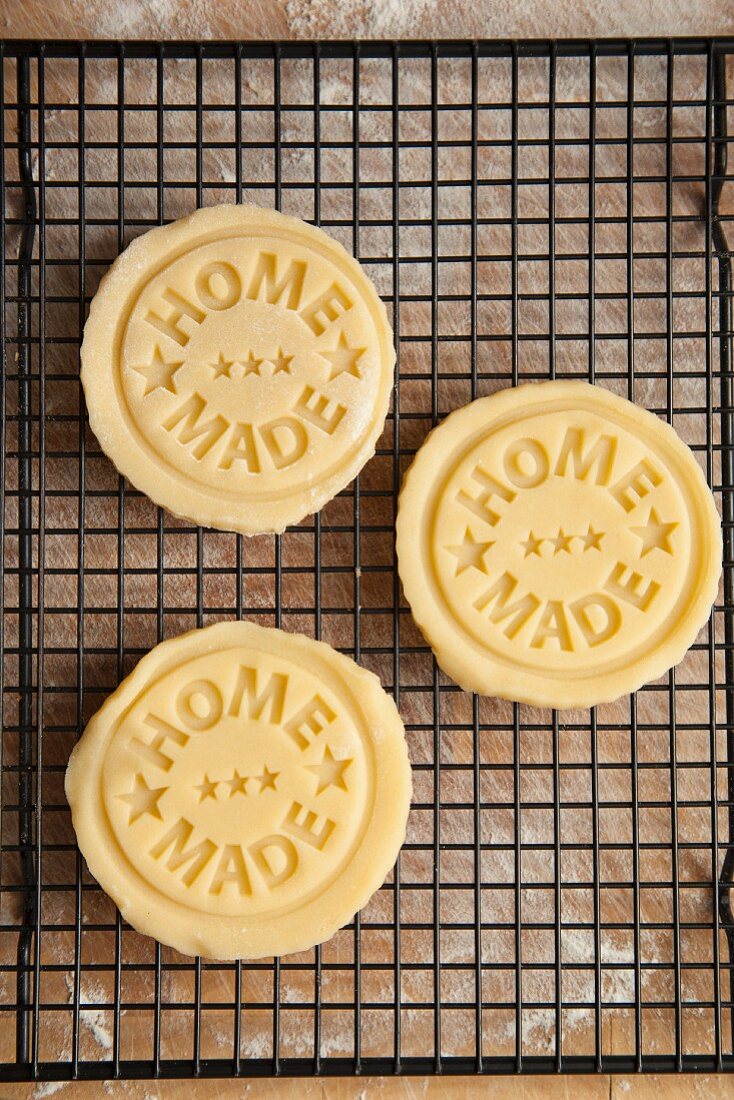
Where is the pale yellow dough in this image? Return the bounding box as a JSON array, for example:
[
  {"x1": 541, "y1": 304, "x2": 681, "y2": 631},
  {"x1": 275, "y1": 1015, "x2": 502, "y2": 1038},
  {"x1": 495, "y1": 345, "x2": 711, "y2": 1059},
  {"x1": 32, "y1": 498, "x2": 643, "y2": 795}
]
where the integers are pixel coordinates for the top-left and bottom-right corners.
[
  {"x1": 65, "y1": 622, "x2": 411, "y2": 959},
  {"x1": 396, "y1": 381, "x2": 722, "y2": 710},
  {"x1": 81, "y1": 204, "x2": 396, "y2": 535}
]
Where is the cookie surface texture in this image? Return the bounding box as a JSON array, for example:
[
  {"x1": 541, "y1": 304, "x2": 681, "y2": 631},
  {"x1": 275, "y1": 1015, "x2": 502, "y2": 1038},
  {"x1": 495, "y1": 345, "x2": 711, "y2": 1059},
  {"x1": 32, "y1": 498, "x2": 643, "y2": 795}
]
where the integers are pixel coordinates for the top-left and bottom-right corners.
[
  {"x1": 65, "y1": 621, "x2": 411, "y2": 959},
  {"x1": 396, "y1": 381, "x2": 721, "y2": 709},
  {"x1": 81, "y1": 204, "x2": 395, "y2": 534}
]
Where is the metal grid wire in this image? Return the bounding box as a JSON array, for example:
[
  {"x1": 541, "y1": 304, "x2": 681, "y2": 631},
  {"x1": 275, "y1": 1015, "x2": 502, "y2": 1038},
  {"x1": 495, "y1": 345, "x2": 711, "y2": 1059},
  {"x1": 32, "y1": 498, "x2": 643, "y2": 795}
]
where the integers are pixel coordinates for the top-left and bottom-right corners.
[{"x1": 0, "y1": 38, "x2": 734, "y2": 1081}]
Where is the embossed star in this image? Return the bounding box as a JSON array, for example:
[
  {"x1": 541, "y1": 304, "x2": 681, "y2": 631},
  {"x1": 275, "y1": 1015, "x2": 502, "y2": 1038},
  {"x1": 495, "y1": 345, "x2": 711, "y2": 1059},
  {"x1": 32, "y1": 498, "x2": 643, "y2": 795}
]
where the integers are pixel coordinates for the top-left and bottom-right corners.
[
  {"x1": 268, "y1": 348, "x2": 294, "y2": 375},
  {"x1": 131, "y1": 345, "x2": 183, "y2": 396},
  {"x1": 321, "y1": 331, "x2": 366, "y2": 381},
  {"x1": 242, "y1": 351, "x2": 264, "y2": 377},
  {"x1": 520, "y1": 531, "x2": 544, "y2": 558},
  {"x1": 307, "y1": 745, "x2": 352, "y2": 794},
  {"x1": 118, "y1": 773, "x2": 167, "y2": 824},
  {"x1": 195, "y1": 774, "x2": 219, "y2": 802},
  {"x1": 445, "y1": 528, "x2": 494, "y2": 576},
  {"x1": 227, "y1": 769, "x2": 249, "y2": 797},
  {"x1": 630, "y1": 508, "x2": 678, "y2": 557},
  {"x1": 581, "y1": 525, "x2": 604, "y2": 552},
  {"x1": 255, "y1": 766, "x2": 279, "y2": 793},
  {"x1": 551, "y1": 528, "x2": 573, "y2": 555},
  {"x1": 209, "y1": 351, "x2": 236, "y2": 380}
]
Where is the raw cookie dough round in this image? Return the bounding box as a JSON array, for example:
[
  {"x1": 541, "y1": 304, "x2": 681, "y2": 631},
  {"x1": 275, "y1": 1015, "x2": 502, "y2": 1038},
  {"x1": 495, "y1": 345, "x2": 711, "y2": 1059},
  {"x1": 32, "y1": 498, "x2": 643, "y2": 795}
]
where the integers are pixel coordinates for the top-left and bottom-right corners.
[
  {"x1": 397, "y1": 381, "x2": 721, "y2": 709},
  {"x1": 81, "y1": 204, "x2": 396, "y2": 534},
  {"x1": 65, "y1": 621, "x2": 411, "y2": 959}
]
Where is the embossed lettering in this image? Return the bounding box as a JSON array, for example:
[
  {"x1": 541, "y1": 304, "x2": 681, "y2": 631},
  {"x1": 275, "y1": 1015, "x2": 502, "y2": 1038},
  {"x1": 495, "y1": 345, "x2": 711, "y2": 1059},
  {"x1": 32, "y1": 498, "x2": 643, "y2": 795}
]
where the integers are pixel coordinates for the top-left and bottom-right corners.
[
  {"x1": 300, "y1": 283, "x2": 353, "y2": 335},
  {"x1": 282, "y1": 801, "x2": 335, "y2": 850},
  {"x1": 176, "y1": 679, "x2": 223, "y2": 731},
  {"x1": 554, "y1": 426, "x2": 617, "y2": 486},
  {"x1": 503, "y1": 438, "x2": 549, "y2": 490},
  {"x1": 145, "y1": 287, "x2": 206, "y2": 347},
  {"x1": 229, "y1": 666, "x2": 288, "y2": 724},
  {"x1": 218, "y1": 422, "x2": 261, "y2": 472},
  {"x1": 283, "y1": 694, "x2": 336, "y2": 750},
  {"x1": 568, "y1": 593, "x2": 622, "y2": 647},
  {"x1": 246, "y1": 252, "x2": 306, "y2": 310},
  {"x1": 248, "y1": 834, "x2": 298, "y2": 889},
  {"x1": 473, "y1": 572, "x2": 541, "y2": 639},
  {"x1": 149, "y1": 817, "x2": 216, "y2": 886},
  {"x1": 530, "y1": 599, "x2": 573, "y2": 651},
  {"x1": 195, "y1": 261, "x2": 241, "y2": 311},
  {"x1": 609, "y1": 458, "x2": 662, "y2": 512},
  {"x1": 208, "y1": 844, "x2": 252, "y2": 896},
  {"x1": 259, "y1": 416, "x2": 308, "y2": 470},
  {"x1": 294, "y1": 385, "x2": 346, "y2": 435},
  {"x1": 162, "y1": 393, "x2": 228, "y2": 459},
  {"x1": 604, "y1": 561, "x2": 660, "y2": 612},
  {"x1": 456, "y1": 465, "x2": 516, "y2": 527},
  {"x1": 133, "y1": 714, "x2": 190, "y2": 772}
]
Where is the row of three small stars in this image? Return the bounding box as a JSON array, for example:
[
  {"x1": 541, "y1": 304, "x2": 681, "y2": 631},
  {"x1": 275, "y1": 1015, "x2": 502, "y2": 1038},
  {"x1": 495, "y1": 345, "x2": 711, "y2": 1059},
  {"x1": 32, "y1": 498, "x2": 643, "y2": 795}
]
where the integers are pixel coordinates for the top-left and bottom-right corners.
[
  {"x1": 210, "y1": 349, "x2": 292, "y2": 380},
  {"x1": 196, "y1": 767, "x2": 279, "y2": 802},
  {"x1": 521, "y1": 525, "x2": 604, "y2": 558}
]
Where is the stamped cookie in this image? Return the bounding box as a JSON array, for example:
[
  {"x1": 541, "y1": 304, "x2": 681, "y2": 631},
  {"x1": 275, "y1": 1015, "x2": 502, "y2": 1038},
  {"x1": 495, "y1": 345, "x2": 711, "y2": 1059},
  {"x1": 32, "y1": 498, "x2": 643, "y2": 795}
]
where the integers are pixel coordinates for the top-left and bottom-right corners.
[
  {"x1": 81, "y1": 204, "x2": 396, "y2": 534},
  {"x1": 65, "y1": 622, "x2": 411, "y2": 959},
  {"x1": 397, "y1": 381, "x2": 721, "y2": 709}
]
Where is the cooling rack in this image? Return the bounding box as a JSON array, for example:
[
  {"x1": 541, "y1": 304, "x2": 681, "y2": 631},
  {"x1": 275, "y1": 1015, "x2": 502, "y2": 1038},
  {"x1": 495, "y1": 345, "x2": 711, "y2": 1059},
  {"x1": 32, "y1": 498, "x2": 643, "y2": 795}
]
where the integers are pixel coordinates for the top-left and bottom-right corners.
[{"x1": 1, "y1": 37, "x2": 734, "y2": 1083}]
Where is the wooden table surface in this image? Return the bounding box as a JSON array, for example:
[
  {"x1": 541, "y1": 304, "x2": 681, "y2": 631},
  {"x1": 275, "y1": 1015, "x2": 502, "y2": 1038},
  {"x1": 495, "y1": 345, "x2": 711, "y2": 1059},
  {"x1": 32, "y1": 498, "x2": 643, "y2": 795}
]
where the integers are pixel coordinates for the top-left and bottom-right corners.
[
  {"x1": 2, "y1": 2, "x2": 734, "y2": 1099},
  {"x1": 2, "y1": 1072, "x2": 734, "y2": 1100},
  {"x1": 4, "y1": 0, "x2": 733, "y2": 44}
]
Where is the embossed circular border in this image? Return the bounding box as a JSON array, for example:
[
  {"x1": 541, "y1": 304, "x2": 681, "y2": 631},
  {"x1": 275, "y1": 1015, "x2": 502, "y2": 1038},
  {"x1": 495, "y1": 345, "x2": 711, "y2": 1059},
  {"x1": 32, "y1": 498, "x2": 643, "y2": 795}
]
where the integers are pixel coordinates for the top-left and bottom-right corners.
[
  {"x1": 101, "y1": 646, "x2": 375, "y2": 922},
  {"x1": 429, "y1": 403, "x2": 694, "y2": 675},
  {"x1": 81, "y1": 205, "x2": 396, "y2": 534},
  {"x1": 116, "y1": 229, "x2": 382, "y2": 499},
  {"x1": 397, "y1": 381, "x2": 722, "y2": 709},
  {"x1": 65, "y1": 621, "x2": 411, "y2": 959}
]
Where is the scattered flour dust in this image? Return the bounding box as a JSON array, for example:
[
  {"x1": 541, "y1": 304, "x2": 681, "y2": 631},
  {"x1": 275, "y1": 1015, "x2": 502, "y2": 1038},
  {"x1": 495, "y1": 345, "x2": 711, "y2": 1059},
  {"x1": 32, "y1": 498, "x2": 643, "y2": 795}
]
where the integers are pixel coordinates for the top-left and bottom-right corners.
[
  {"x1": 284, "y1": 0, "x2": 439, "y2": 38},
  {"x1": 101, "y1": 1086, "x2": 156, "y2": 1100},
  {"x1": 560, "y1": 926, "x2": 638, "y2": 1005},
  {"x1": 353, "y1": 1084, "x2": 429, "y2": 1100},
  {"x1": 485, "y1": 924, "x2": 658, "y2": 1055},
  {"x1": 280, "y1": 0, "x2": 723, "y2": 39},
  {"x1": 54, "y1": 0, "x2": 218, "y2": 39},
  {"x1": 63, "y1": 973, "x2": 115, "y2": 1054},
  {"x1": 33, "y1": 1084, "x2": 67, "y2": 1099}
]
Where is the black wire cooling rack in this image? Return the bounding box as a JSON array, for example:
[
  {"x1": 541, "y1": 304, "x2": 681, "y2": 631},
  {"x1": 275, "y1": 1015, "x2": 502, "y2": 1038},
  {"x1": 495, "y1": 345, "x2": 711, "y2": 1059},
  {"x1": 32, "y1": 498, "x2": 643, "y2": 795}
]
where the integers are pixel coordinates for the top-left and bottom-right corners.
[{"x1": 1, "y1": 37, "x2": 734, "y2": 1084}]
